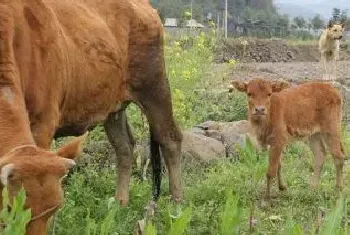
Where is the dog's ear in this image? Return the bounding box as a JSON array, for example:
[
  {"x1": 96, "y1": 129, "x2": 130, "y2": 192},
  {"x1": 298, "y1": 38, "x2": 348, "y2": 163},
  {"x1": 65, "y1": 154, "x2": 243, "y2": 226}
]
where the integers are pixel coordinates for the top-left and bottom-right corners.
[{"x1": 327, "y1": 20, "x2": 333, "y2": 28}]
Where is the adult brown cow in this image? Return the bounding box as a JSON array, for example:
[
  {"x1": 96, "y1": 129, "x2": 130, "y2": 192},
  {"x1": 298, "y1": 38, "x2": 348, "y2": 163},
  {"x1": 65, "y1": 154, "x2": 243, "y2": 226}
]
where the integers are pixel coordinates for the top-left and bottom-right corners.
[
  {"x1": 0, "y1": 0, "x2": 182, "y2": 234},
  {"x1": 231, "y1": 79, "x2": 344, "y2": 200}
]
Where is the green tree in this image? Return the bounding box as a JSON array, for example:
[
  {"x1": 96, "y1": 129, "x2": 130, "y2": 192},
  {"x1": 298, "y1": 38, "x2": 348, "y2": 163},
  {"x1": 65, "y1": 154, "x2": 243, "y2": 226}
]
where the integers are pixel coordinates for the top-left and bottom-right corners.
[
  {"x1": 340, "y1": 9, "x2": 348, "y2": 23},
  {"x1": 311, "y1": 14, "x2": 325, "y2": 29},
  {"x1": 293, "y1": 16, "x2": 306, "y2": 28},
  {"x1": 332, "y1": 8, "x2": 341, "y2": 22}
]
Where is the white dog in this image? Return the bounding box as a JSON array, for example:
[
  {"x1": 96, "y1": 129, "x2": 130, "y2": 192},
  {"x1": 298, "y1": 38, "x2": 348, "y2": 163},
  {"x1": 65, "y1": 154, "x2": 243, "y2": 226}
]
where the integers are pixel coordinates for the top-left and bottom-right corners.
[{"x1": 319, "y1": 20, "x2": 345, "y2": 80}]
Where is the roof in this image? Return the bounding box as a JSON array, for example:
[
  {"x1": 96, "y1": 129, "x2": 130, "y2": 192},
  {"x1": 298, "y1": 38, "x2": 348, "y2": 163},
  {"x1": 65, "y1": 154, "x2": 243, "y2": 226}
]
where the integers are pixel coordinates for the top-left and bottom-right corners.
[
  {"x1": 184, "y1": 19, "x2": 204, "y2": 28},
  {"x1": 164, "y1": 18, "x2": 178, "y2": 27}
]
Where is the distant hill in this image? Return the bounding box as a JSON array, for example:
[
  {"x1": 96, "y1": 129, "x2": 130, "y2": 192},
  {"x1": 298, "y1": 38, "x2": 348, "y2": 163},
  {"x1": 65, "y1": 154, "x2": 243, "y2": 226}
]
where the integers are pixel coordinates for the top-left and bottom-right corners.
[{"x1": 275, "y1": 0, "x2": 350, "y2": 20}]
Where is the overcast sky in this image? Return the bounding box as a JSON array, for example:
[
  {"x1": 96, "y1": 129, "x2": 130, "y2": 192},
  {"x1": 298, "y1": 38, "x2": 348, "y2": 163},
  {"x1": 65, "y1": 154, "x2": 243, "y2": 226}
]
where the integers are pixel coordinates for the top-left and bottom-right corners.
[{"x1": 274, "y1": 0, "x2": 346, "y2": 4}]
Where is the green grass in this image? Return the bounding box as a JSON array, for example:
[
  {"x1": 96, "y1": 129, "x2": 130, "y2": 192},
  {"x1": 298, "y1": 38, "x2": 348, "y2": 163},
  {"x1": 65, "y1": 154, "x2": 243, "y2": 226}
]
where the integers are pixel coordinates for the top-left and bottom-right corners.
[{"x1": 51, "y1": 134, "x2": 350, "y2": 234}]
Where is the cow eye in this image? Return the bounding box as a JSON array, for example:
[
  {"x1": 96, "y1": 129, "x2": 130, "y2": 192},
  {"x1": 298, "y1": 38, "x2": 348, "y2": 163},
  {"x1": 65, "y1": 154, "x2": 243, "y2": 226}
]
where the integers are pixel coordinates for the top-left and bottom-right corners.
[
  {"x1": 268, "y1": 93, "x2": 272, "y2": 97},
  {"x1": 247, "y1": 93, "x2": 252, "y2": 97}
]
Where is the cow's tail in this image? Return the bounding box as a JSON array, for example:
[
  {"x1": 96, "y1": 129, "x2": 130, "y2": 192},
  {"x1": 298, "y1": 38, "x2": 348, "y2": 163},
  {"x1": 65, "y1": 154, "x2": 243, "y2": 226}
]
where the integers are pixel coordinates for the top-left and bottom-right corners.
[{"x1": 150, "y1": 132, "x2": 162, "y2": 201}]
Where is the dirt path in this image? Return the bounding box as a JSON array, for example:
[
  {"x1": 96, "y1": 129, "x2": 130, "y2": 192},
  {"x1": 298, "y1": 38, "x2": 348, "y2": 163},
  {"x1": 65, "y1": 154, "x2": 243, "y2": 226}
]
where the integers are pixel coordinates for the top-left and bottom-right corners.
[{"x1": 229, "y1": 61, "x2": 350, "y2": 84}]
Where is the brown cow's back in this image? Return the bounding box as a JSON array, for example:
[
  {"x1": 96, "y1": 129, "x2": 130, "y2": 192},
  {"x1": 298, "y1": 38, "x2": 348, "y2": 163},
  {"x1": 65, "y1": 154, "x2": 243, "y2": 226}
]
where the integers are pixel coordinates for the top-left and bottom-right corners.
[
  {"x1": 270, "y1": 82, "x2": 342, "y2": 138},
  {"x1": 18, "y1": 0, "x2": 163, "y2": 137}
]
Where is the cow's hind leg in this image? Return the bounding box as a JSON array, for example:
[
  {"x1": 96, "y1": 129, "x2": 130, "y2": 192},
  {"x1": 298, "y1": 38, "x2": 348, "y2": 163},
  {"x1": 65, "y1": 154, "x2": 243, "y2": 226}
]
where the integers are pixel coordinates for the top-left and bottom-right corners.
[
  {"x1": 309, "y1": 133, "x2": 327, "y2": 188},
  {"x1": 139, "y1": 98, "x2": 183, "y2": 203},
  {"x1": 104, "y1": 107, "x2": 135, "y2": 206},
  {"x1": 324, "y1": 133, "x2": 344, "y2": 191}
]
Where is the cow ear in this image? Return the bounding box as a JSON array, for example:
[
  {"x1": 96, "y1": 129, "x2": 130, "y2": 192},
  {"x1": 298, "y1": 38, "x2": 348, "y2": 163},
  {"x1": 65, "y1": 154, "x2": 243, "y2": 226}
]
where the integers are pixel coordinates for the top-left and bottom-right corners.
[
  {"x1": 56, "y1": 132, "x2": 88, "y2": 160},
  {"x1": 271, "y1": 81, "x2": 290, "y2": 92},
  {"x1": 231, "y1": 80, "x2": 248, "y2": 92}
]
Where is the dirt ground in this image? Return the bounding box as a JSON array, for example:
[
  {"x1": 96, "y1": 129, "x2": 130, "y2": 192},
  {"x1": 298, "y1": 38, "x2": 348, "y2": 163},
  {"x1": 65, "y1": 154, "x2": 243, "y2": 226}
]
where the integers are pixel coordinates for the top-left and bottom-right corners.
[
  {"x1": 216, "y1": 38, "x2": 350, "y2": 63},
  {"x1": 229, "y1": 61, "x2": 350, "y2": 84}
]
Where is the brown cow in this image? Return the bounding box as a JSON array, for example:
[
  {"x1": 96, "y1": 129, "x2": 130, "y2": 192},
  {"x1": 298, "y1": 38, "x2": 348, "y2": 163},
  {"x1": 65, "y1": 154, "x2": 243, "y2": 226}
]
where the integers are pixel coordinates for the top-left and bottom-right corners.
[
  {"x1": 232, "y1": 78, "x2": 344, "y2": 200},
  {"x1": 0, "y1": 0, "x2": 182, "y2": 234}
]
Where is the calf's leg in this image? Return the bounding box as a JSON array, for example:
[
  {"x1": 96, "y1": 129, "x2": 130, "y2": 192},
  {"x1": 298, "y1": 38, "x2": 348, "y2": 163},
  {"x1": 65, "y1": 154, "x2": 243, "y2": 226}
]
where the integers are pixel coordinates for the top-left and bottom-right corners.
[
  {"x1": 104, "y1": 109, "x2": 135, "y2": 206},
  {"x1": 266, "y1": 144, "x2": 284, "y2": 200},
  {"x1": 277, "y1": 162, "x2": 287, "y2": 191}
]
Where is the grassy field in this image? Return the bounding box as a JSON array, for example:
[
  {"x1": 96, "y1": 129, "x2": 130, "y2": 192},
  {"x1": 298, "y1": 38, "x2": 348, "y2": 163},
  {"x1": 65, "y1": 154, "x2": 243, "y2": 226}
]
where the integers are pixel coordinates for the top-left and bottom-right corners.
[{"x1": 1, "y1": 33, "x2": 350, "y2": 235}]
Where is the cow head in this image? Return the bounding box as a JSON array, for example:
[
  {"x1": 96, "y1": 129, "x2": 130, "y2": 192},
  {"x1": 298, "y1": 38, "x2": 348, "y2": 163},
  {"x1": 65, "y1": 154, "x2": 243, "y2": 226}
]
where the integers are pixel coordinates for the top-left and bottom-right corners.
[
  {"x1": 327, "y1": 20, "x2": 345, "y2": 40},
  {"x1": 232, "y1": 79, "x2": 290, "y2": 121},
  {"x1": 0, "y1": 134, "x2": 87, "y2": 235}
]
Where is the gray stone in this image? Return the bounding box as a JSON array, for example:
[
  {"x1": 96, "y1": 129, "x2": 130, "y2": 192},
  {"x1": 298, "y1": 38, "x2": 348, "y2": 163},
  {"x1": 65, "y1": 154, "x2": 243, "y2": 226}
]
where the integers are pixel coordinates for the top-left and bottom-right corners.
[
  {"x1": 181, "y1": 131, "x2": 226, "y2": 162},
  {"x1": 189, "y1": 120, "x2": 257, "y2": 158}
]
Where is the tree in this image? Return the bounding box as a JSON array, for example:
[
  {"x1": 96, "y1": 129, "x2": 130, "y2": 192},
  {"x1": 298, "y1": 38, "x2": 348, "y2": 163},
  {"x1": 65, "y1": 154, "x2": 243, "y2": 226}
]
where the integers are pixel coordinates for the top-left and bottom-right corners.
[
  {"x1": 293, "y1": 16, "x2": 306, "y2": 28},
  {"x1": 311, "y1": 14, "x2": 325, "y2": 29},
  {"x1": 332, "y1": 8, "x2": 341, "y2": 22},
  {"x1": 340, "y1": 9, "x2": 348, "y2": 23},
  {"x1": 276, "y1": 14, "x2": 289, "y2": 28}
]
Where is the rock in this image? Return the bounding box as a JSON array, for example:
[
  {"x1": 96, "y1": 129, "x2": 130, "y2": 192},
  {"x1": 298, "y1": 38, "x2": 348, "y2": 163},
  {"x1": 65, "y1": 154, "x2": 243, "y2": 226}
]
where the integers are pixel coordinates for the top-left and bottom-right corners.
[
  {"x1": 220, "y1": 120, "x2": 251, "y2": 156},
  {"x1": 189, "y1": 120, "x2": 258, "y2": 158},
  {"x1": 181, "y1": 131, "x2": 226, "y2": 162}
]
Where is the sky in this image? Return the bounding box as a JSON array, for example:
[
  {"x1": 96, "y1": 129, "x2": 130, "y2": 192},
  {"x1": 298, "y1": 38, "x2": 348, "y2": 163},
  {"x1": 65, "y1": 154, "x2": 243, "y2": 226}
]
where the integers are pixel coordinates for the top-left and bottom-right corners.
[{"x1": 274, "y1": 0, "x2": 347, "y2": 4}]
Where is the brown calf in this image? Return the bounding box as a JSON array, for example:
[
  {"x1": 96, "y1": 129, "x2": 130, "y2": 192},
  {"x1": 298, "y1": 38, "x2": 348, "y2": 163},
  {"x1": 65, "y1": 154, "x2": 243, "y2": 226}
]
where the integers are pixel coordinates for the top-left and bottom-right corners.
[{"x1": 232, "y1": 79, "x2": 345, "y2": 199}]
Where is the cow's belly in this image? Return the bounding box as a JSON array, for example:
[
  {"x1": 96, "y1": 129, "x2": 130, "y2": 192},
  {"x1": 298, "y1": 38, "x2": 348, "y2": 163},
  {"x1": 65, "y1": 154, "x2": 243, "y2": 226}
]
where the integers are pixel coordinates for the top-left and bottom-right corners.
[{"x1": 56, "y1": 91, "x2": 122, "y2": 138}]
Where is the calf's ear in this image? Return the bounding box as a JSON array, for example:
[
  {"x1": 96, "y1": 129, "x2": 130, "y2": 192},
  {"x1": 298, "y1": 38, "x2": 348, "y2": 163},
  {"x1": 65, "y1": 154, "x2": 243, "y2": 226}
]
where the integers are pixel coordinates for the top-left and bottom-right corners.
[
  {"x1": 231, "y1": 80, "x2": 248, "y2": 92},
  {"x1": 271, "y1": 81, "x2": 290, "y2": 92}
]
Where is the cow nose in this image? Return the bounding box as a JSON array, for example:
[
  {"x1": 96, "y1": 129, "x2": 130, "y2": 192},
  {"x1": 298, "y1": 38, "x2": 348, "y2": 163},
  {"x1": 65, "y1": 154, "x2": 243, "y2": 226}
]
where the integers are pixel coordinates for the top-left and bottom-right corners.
[{"x1": 255, "y1": 106, "x2": 265, "y2": 114}]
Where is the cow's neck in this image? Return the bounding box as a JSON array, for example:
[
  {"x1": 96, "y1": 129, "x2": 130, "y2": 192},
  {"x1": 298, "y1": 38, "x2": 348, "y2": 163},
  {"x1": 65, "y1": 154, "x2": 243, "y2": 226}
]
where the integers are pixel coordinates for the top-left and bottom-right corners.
[
  {"x1": 0, "y1": 89, "x2": 35, "y2": 156},
  {"x1": 0, "y1": 22, "x2": 35, "y2": 157},
  {"x1": 0, "y1": 12, "x2": 34, "y2": 156},
  {"x1": 249, "y1": 115, "x2": 270, "y2": 147}
]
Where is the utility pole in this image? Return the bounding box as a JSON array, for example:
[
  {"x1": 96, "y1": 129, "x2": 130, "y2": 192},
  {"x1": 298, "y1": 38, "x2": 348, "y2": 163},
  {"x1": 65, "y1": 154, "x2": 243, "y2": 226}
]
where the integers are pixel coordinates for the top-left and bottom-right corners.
[
  {"x1": 190, "y1": 0, "x2": 193, "y2": 29},
  {"x1": 191, "y1": 0, "x2": 193, "y2": 20},
  {"x1": 224, "y1": 0, "x2": 228, "y2": 38}
]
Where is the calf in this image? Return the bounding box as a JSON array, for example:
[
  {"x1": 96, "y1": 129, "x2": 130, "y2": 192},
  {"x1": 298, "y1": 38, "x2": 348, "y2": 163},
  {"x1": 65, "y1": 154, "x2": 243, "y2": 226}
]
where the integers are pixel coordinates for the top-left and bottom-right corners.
[{"x1": 232, "y1": 78, "x2": 345, "y2": 199}]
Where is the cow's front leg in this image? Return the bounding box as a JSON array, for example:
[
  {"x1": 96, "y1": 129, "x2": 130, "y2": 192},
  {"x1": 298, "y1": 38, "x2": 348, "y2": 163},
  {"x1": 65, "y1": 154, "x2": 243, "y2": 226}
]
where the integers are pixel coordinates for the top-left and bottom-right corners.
[{"x1": 30, "y1": 111, "x2": 58, "y2": 149}]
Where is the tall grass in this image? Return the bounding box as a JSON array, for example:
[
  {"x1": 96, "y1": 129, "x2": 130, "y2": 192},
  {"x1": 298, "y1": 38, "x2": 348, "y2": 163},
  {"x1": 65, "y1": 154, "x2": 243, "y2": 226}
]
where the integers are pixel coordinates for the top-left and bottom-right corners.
[{"x1": 0, "y1": 187, "x2": 31, "y2": 235}]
